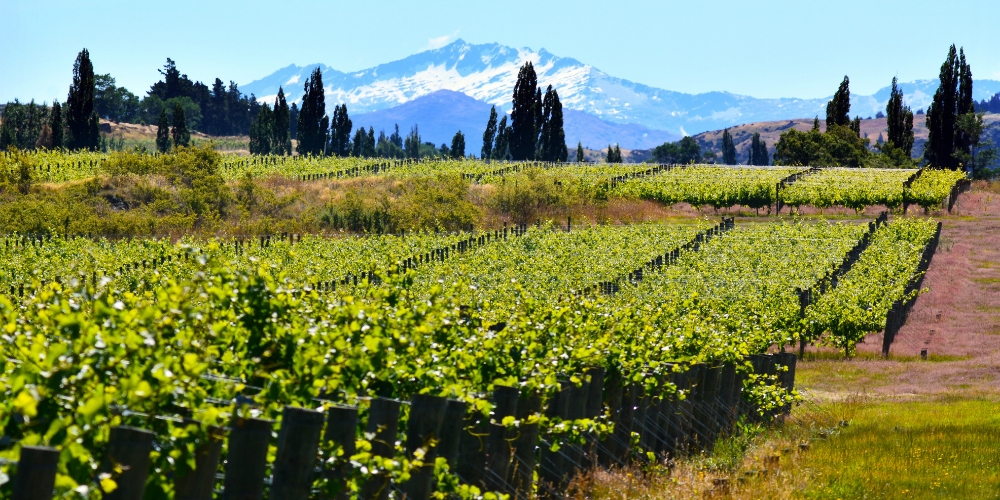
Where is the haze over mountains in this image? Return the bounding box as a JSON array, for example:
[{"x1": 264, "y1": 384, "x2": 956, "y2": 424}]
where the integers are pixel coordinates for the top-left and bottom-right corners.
[{"x1": 243, "y1": 39, "x2": 1000, "y2": 151}]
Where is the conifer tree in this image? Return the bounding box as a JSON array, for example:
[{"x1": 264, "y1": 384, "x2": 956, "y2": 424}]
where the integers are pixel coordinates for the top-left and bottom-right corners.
[
  {"x1": 404, "y1": 125, "x2": 421, "y2": 159},
  {"x1": 156, "y1": 108, "x2": 171, "y2": 152},
  {"x1": 271, "y1": 87, "x2": 291, "y2": 155},
  {"x1": 351, "y1": 127, "x2": 367, "y2": 156},
  {"x1": 925, "y1": 45, "x2": 973, "y2": 169},
  {"x1": 450, "y1": 131, "x2": 466, "y2": 158},
  {"x1": 813, "y1": 116, "x2": 821, "y2": 131},
  {"x1": 66, "y1": 49, "x2": 100, "y2": 150},
  {"x1": 171, "y1": 102, "x2": 191, "y2": 148},
  {"x1": 576, "y1": 142, "x2": 585, "y2": 162},
  {"x1": 749, "y1": 132, "x2": 769, "y2": 165},
  {"x1": 482, "y1": 106, "x2": 498, "y2": 160},
  {"x1": 885, "y1": 77, "x2": 915, "y2": 157},
  {"x1": 614, "y1": 145, "x2": 623, "y2": 163},
  {"x1": 329, "y1": 104, "x2": 352, "y2": 156},
  {"x1": 538, "y1": 86, "x2": 567, "y2": 162},
  {"x1": 721, "y1": 128, "x2": 737, "y2": 164},
  {"x1": 850, "y1": 116, "x2": 861, "y2": 137},
  {"x1": 510, "y1": 62, "x2": 539, "y2": 160},
  {"x1": 296, "y1": 67, "x2": 329, "y2": 156},
  {"x1": 492, "y1": 116, "x2": 510, "y2": 161},
  {"x1": 250, "y1": 104, "x2": 274, "y2": 155},
  {"x1": 49, "y1": 101, "x2": 63, "y2": 149},
  {"x1": 289, "y1": 103, "x2": 299, "y2": 139},
  {"x1": 826, "y1": 76, "x2": 851, "y2": 128},
  {"x1": 365, "y1": 127, "x2": 376, "y2": 157}
]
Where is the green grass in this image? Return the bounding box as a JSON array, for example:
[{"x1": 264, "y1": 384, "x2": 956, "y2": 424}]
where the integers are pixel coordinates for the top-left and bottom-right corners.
[{"x1": 797, "y1": 400, "x2": 1000, "y2": 499}]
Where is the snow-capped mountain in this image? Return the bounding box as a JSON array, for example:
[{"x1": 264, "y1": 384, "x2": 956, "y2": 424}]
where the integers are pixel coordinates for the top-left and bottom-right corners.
[{"x1": 242, "y1": 39, "x2": 1000, "y2": 139}]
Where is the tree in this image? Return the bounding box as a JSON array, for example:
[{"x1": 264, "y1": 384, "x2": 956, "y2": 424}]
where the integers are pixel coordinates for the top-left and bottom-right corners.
[
  {"x1": 721, "y1": 128, "x2": 737, "y2": 164},
  {"x1": 954, "y1": 112, "x2": 998, "y2": 178},
  {"x1": 352, "y1": 127, "x2": 367, "y2": 157},
  {"x1": 365, "y1": 128, "x2": 376, "y2": 157},
  {"x1": 49, "y1": 101, "x2": 63, "y2": 149},
  {"x1": 825, "y1": 76, "x2": 851, "y2": 128},
  {"x1": 748, "y1": 132, "x2": 769, "y2": 166},
  {"x1": 510, "y1": 62, "x2": 539, "y2": 160},
  {"x1": 492, "y1": 116, "x2": 510, "y2": 161},
  {"x1": 94, "y1": 74, "x2": 139, "y2": 123},
  {"x1": 440, "y1": 143, "x2": 450, "y2": 157},
  {"x1": 289, "y1": 103, "x2": 299, "y2": 140},
  {"x1": 576, "y1": 142, "x2": 585, "y2": 162},
  {"x1": 885, "y1": 77, "x2": 915, "y2": 157},
  {"x1": 271, "y1": 87, "x2": 291, "y2": 155},
  {"x1": 329, "y1": 104, "x2": 352, "y2": 156},
  {"x1": 0, "y1": 100, "x2": 49, "y2": 151},
  {"x1": 606, "y1": 144, "x2": 625, "y2": 163},
  {"x1": 156, "y1": 107, "x2": 171, "y2": 152},
  {"x1": 925, "y1": 45, "x2": 973, "y2": 170},
  {"x1": 482, "y1": 105, "x2": 498, "y2": 160},
  {"x1": 66, "y1": 49, "x2": 100, "y2": 150},
  {"x1": 773, "y1": 125, "x2": 870, "y2": 167},
  {"x1": 404, "y1": 125, "x2": 421, "y2": 159},
  {"x1": 249, "y1": 104, "x2": 273, "y2": 155},
  {"x1": 171, "y1": 102, "x2": 191, "y2": 148},
  {"x1": 538, "y1": 86, "x2": 567, "y2": 162},
  {"x1": 850, "y1": 116, "x2": 861, "y2": 137},
  {"x1": 450, "y1": 131, "x2": 466, "y2": 158},
  {"x1": 813, "y1": 116, "x2": 820, "y2": 131},
  {"x1": 296, "y1": 67, "x2": 329, "y2": 156},
  {"x1": 652, "y1": 136, "x2": 701, "y2": 164}
]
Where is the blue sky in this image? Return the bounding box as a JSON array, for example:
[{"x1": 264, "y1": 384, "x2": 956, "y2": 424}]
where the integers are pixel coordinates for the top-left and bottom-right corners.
[{"x1": 2, "y1": 0, "x2": 999, "y2": 104}]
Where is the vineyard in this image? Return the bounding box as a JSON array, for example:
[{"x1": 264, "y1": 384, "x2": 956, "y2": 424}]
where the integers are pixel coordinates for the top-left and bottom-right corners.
[{"x1": 0, "y1": 203, "x2": 942, "y2": 498}]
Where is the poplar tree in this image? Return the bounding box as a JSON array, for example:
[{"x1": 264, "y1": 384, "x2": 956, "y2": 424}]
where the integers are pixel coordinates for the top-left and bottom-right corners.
[
  {"x1": 825, "y1": 76, "x2": 851, "y2": 128},
  {"x1": 850, "y1": 116, "x2": 861, "y2": 137},
  {"x1": 886, "y1": 77, "x2": 915, "y2": 156},
  {"x1": 352, "y1": 127, "x2": 366, "y2": 156},
  {"x1": 925, "y1": 45, "x2": 973, "y2": 170},
  {"x1": 296, "y1": 67, "x2": 329, "y2": 156},
  {"x1": 749, "y1": 132, "x2": 768, "y2": 165},
  {"x1": 492, "y1": 115, "x2": 510, "y2": 161},
  {"x1": 49, "y1": 101, "x2": 63, "y2": 149},
  {"x1": 156, "y1": 108, "x2": 171, "y2": 152},
  {"x1": 271, "y1": 87, "x2": 291, "y2": 155},
  {"x1": 510, "y1": 62, "x2": 538, "y2": 160},
  {"x1": 538, "y1": 86, "x2": 567, "y2": 162},
  {"x1": 329, "y1": 104, "x2": 352, "y2": 156},
  {"x1": 250, "y1": 104, "x2": 274, "y2": 154},
  {"x1": 721, "y1": 128, "x2": 737, "y2": 164},
  {"x1": 482, "y1": 105, "x2": 498, "y2": 160},
  {"x1": 404, "y1": 125, "x2": 421, "y2": 159},
  {"x1": 66, "y1": 49, "x2": 100, "y2": 150},
  {"x1": 451, "y1": 131, "x2": 466, "y2": 158},
  {"x1": 576, "y1": 142, "x2": 585, "y2": 162},
  {"x1": 365, "y1": 127, "x2": 376, "y2": 157},
  {"x1": 171, "y1": 102, "x2": 190, "y2": 148}
]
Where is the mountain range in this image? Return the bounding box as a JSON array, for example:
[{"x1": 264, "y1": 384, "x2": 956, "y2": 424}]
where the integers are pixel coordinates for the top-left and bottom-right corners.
[{"x1": 242, "y1": 39, "x2": 1000, "y2": 151}]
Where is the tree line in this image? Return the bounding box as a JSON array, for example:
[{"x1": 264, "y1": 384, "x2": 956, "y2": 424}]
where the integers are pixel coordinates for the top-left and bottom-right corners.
[{"x1": 480, "y1": 62, "x2": 567, "y2": 162}]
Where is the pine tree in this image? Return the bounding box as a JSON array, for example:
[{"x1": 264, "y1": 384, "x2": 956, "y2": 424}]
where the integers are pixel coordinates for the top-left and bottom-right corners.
[
  {"x1": 481, "y1": 106, "x2": 498, "y2": 160},
  {"x1": 721, "y1": 128, "x2": 737, "y2": 164},
  {"x1": 330, "y1": 104, "x2": 352, "y2": 156},
  {"x1": 576, "y1": 142, "x2": 585, "y2": 162},
  {"x1": 925, "y1": 45, "x2": 966, "y2": 169},
  {"x1": 171, "y1": 102, "x2": 191, "y2": 148},
  {"x1": 156, "y1": 108, "x2": 171, "y2": 152},
  {"x1": 271, "y1": 87, "x2": 291, "y2": 155},
  {"x1": 296, "y1": 67, "x2": 329, "y2": 156},
  {"x1": 510, "y1": 62, "x2": 539, "y2": 160},
  {"x1": 885, "y1": 77, "x2": 915, "y2": 157},
  {"x1": 825, "y1": 76, "x2": 851, "y2": 128},
  {"x1": 492, "y1": 116, "x2": 510, "y2": 161},
  {"x1": 66, "y1": 49, "x2": 100, "y2": 150},
  {"x1": 450, "y1": 131, "x2": 466, "y2": 159},
  {"x1": 49, "y1": 101, "x2": 63, "y2": 149}
]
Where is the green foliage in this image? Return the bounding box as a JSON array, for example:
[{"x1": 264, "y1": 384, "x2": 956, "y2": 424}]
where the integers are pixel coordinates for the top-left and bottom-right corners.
[
  {"x1": 171, "y1": 102, "x2": 191, "y2": 148},
  {"x1": 248, "y1": 104, "x2": 273, "y2": 155},
  {"x1": 651, "y1": 136, "x2": 701, "y2": 164},
  {"x1": 0, "y1": 100, "x2": 50, "y2": 152},
  {"x1": 482, "y1": 106, "x2": 498, "y2": 160},
  {"x1": 721, "y1": 128, "x2": 737, "y2": 165},
  {"x1": 404, "y1": 125, "x2": 421, "y2": 159},
  {"x1": 271, "y1": 87, "x2": 292, "y2": 156},
  {"x1": 296, "y1": 67, "x2": 329, "y2": 156},
  {"x1": 885, "y1": 77, "x2": 915, "y2": 157},
  {"x1": 492, "y1": 116, "x2": 510, "y2": 161},
  {"x1": 773, "y1": 125, "x2": 870, "y2": 167},
  {"x1": 926, "y1": 45, "x2": 974, "y2": 170},
  {"x1": 450, "y1": 130, "x2": 466, "y2": 159},
  {"x1": 538, "y1": 86, "x2": 567, "y2": 162},
  {"x1": 510, "y1": 62, "x2": 539, "y2": 161},
  {"x1": 748, "y1": 132, "x2": 768, "y2": 166},
  {"x1": 330, "y1": 104, "x2": 352, "y2": 157},
  {"x1": 94, "y1": 73, "x2": 140, "y2": 123},
  {"x1": 155, "y1": 108, "x2": 171, "y2": 153},
  {"x1": 825, "y1": 76, "x2": 851, "y2": 128},
  {"x1": 576, "y1": 142, "x2": 585, "y2": 163},
  {"x1": 66, "y1": 49, "x2": 100, "y2": 151}
]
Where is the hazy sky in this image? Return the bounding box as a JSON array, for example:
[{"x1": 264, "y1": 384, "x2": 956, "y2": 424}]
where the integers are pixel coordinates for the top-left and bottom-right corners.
[{"x1": 3, "y1": 0, "x2": 999, "y2": 104}]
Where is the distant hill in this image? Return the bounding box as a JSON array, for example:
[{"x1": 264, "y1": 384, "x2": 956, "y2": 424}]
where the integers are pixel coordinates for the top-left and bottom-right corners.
[
  {"x1": 350, "y1": 90, "x2": 679, "y2": 152},
  {"x1": 243, "y1": 39, "x2": 1000, "y2": 138}
]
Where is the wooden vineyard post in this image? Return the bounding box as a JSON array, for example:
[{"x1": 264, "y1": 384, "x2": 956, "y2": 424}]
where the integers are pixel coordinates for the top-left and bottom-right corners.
[
  {"x1": 439, "y1": 399, "x2": 468, "y2": 469},
  {"x1": 485, "y1": 386, "x2": 520, "y2": 495},
  {"x1": 323, "y1": 405, "x2": 359, "y2": 500},
  {"x1": 509, "y1": 392, "x2": 542, "y2": 500},
  {"x1": 539, "y1": 380, "x2": 572, "y2": 495},
  {"x1": 360, "y1": 397, "x2": 401, "y2": 500},
  {"x1": 104, "y1": 426, "x2": 155, "y2": 500},
  {"x1": 584, "y1": 366, "x2": 606, "y2": 465},
  {"x1": 564, "y1": 377, "x2": 590, "y2": 474},
  {"x1": 222, "y1": 417, "x2": 274, "y2": 500},
  {"x1": 457, "y1": 407, "x2": 489, "y2": 488},
  {"x1": 597, "y1": 370, "x2": 623, "y2": 468},
  {"x1": 175, "y1": 425, "x2": 225, "y2": 500},
  {"x1": 12, "y1": 446, "x2": 59, "y2": 500},
  {"x1": 271, "y1": 406, "x2": 326, "y2": 500},
  {"x1": 718, "y1": 363, "x2": 737, "y2": 435},
  {"x1": 402, "y1": 394, "x2": 449, "y2": 500}
]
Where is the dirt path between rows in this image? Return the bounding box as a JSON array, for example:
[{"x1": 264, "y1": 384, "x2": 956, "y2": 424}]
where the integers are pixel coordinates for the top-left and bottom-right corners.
[{"x1": 797, "y1": 186, "x2": 1000, "y2": 401}]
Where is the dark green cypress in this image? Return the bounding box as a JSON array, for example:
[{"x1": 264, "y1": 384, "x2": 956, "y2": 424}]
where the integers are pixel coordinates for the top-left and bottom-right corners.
[
  {"x1": 365, "y1": 127, "x2": 376, "y2": 157},
  {"x1": 492, "y1": 115, "x2": 510, "y2": 161},
  {"x1": 850, "y1": 116, "x2": 861, "y2": 137},
  {"x1": 576, "y1": 142, "x2": 585, "y2": 162},
  {"x1": 482, "y1": 105, "x2": 498, "y2": 160},
  {"x1": 272, "y1": 87, "x2": 291, "y2": 155},
  {"x1": 926, "y1": 45, "x2": 961, "y2": 169},
  {"x1": 538, "y1": 86, "x2": 567, "y2": 162},
  {"x1": 886, "y1": 77, "x2": 915, "y2": 157},
  {"x1": 825, "y1": 76, "x2": 851, "y2": 128},
  {"x1": 813, "y1": 116, "x2": 820, "y2": 131},
  {"x1": 749, "y1": 132, "x2": 769, "y2": 165},
  {"x1": 450, "y1": 131, "x2": 466, "y2": 158},
  {"x1": 156, "y1": 108, "x2": 171, "y2": 152},
  {"x1": 352, "y1": 127, "x2": 366, "y2": 157},
  {"x1": 614, "y1": 145, "x2": 623, "y2": 163},
  {"x1": 49, "y1": 101, "x2": 64, "y2": 149},
  {"x1": 66, "y1": 49, "x2": 100, "y2": 150},
  {"x1": 509, "y1": 62, "x2": 538, "y2": 160},
  {"x1": 330, "y1": 104, "x2": 352, "y2": 156},
  {"x1": 721, "y1": 128, "x2": 737, "y2": 164},
  {"x1": 296, "y1": 67, "x2": 329, "y2": 156},
  {"x1": 249, "y1": 104, "x2": 274, "y2": 155},
  {"x1": 171, "y1": 102, "x2": 190, "y2": 148},
  {"x1": 954, "y1": 48, "x2": 975, "y2": 162}
]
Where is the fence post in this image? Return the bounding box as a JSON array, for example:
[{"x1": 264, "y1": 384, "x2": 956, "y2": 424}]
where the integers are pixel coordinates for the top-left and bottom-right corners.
[
  {"x1": 403, "y1": 394, "x2": 449, "y2": 500},
  {"x1": 485, "y1": 386, "x2": 520, "y2": 495},
  {"x1": 457, "y1": 408, "x2": 489, "y2": 488},
  {"x1": 539, "y1": 380, "x2": 572, "y2": 495},
  {"x1": 323, "y1": 405, "x2": 359, "y2": 500},
  {"x1": 509, "y1": 391, "x2": 542, "y2": 500},
  {"x1": 584, "y1": 367, "x2": 606, "y2": 465},
  {"x1": 597, "y1": 370, "x2": 623, "y2": 468},
  {"x1": 175, "y1": 426, "x2": 225, "y2": 500},
  {"x1": 11, "y1": 445, "x2": 59, "y2": 500},
  {"x1": 271, "y1": 406, "x2": 326, "y2": 500},
  {"x1": 222, "y1": 417, "x2": 274, "y2": 500},
  {"x1": 438, "y1": 399, "x2": 468, "y2": 472},
  {"x1": 718, "y1": 364, "x2": 737, "y2": 435},
  {"x1": 104, "y1": 426, "x2": 155, "y2": 500},
  {"x1": 360, "y1": 397, "x2": 401, "y2": 500}
]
